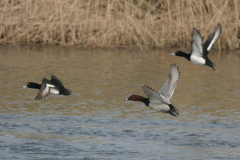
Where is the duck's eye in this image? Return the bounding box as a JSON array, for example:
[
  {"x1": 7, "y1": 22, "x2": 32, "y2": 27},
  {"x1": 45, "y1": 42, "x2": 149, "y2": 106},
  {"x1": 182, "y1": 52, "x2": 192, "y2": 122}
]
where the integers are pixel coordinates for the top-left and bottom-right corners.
[
  {"x1": 28, "y1": 83, "x2": 30, "y2": 85},
  {"x1": 176, "y1": 51, "x2": 178, "y2": 53}
]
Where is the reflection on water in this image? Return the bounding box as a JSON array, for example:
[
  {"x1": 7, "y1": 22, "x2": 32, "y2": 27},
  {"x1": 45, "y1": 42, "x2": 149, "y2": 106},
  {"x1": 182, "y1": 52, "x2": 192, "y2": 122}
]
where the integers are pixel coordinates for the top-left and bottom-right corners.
[{"x1": 0, "y1": 46, "x2": 240, "y2": 159}]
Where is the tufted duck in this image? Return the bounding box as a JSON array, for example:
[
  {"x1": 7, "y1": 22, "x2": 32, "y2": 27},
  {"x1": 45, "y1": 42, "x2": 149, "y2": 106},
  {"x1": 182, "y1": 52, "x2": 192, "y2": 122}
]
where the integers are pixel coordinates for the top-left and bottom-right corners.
[
  {"x1": 172, "y1": 23, "x2": 222, "y2": 70},
  {"x1": 23, "y1": 74, "x2": 72, "y2": 100}
]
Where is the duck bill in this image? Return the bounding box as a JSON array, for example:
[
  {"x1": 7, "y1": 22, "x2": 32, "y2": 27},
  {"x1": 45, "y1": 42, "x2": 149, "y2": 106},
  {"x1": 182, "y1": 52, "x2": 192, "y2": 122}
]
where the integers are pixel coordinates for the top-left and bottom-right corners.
[
  {"x1": 23, "y1": 85, "x2": 27, "y2": 88},
  {"x1": 171, "y1": 53, "x2": 176, "y2": 55},
  {"x1": 124, "y1": 95, "x2": 133, "y2": 100}
]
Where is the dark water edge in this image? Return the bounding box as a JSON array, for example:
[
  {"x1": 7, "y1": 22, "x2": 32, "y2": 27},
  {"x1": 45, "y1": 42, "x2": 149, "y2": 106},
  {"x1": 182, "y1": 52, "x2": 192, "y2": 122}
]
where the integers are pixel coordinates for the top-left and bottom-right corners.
[{"x1": 0, "y1": 46, "x2": 240, "y2": 159}]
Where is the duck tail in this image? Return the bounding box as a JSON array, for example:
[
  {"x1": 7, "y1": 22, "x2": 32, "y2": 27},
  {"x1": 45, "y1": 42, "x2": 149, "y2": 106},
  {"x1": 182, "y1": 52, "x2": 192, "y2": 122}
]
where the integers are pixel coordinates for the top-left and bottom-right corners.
[
  {"x1": 169, "y1": 110, "x2": 178, "y2": 117},
  {"x1": 206, "y1": 59, "x2": 216, "y2": 71},
  {"x1": 168, "y1": 104, "x2": 179, "y2": 117},
  {"x1": 61, "y1": 89, "x2": 72, "y2": 95},
  {"x1": 211, "y1": 65, "x2": 215, "y2": 71}
]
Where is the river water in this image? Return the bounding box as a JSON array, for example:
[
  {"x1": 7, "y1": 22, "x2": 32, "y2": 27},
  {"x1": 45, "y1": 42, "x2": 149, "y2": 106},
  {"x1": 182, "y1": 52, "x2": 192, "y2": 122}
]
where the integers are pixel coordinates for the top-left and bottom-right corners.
[{"x1": 0, "y1": 46, "x2": 239, "y2": 159}]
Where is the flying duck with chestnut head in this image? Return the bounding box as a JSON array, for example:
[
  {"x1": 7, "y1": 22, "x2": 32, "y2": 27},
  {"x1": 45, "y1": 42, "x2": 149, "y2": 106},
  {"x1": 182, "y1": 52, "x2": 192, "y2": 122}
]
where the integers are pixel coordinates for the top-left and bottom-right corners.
[
  {"x1": 125, "y1": 64, "x2": 180, "y2": 117},
  {"x1": 172, "y1": 23, "x2": 222, "y2": 70}
]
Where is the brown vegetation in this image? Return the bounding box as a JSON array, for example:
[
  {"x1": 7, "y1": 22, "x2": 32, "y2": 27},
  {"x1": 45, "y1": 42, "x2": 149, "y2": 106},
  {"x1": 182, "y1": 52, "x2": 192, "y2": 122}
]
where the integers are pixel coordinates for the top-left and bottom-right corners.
[{"x1": 0, "y1": 0, "x2": 239, "y2": 50}]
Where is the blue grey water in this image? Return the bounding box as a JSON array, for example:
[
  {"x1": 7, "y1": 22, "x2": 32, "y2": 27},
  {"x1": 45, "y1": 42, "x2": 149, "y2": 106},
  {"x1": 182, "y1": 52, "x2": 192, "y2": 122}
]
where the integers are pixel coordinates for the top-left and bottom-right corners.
[{"x1": 0, "y1": 46, "x2": 240, "y2": 159}]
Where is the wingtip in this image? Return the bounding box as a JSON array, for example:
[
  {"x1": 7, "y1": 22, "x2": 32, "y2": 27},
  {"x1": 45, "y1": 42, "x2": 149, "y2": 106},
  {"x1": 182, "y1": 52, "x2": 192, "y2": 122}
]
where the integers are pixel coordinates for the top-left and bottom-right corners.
[
  {"x1": 142, "y1": 85, "x2": 147, "y2": 89},
  {"x1": 171, "y1": 63, "x2": 180, "y2": 73},
  {"x1": 50, "y1": 74, "x2": 55, "y2": 79},
  {"x1": 35, "y1": 95, "x2": 44, "y2": 100},
  {"x1": 142, "y1": 85, "x2": 156, "y2": 92},
  {"x1": 193, "y1": 27, "x2": 200, "y2": 33},
  {"x1": 192, "y1": 27, "x2": 203, "y2": 38},
  {"x1": 34, "y1": 96, "x2": 40, "y2": 100},
  {"x1": 35, "y1": 97, "x2": 45, "y2": 101},
  {"x1": 216, "y1": 23, "x2": 222, "y2": 34}
]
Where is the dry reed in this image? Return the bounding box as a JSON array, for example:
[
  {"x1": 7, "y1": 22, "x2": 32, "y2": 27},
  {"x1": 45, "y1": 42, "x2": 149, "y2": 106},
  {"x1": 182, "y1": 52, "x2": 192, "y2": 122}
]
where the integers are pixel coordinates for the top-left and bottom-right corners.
[{"x1": 0, "y1": 0, "x2": 239, "y2": 50}]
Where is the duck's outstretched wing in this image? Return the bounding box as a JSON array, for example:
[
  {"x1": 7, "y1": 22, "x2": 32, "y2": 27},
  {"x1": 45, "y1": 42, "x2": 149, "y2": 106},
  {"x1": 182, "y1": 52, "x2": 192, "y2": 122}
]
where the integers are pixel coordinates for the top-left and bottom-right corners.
[
  {"x1": 203, "y1": 23, "x2": 222, "y2": 56},
  {"x1": 142, "y1": 85, "x2": 165, "y2": 104},
  {"x1": 50, "y1": 74, "x2": 65, "y2": 88},
  {"x1": 51, "y1": 74, "x2": 72, "y2": 95},
  {"x1": 158, "y1": 64, "x2": 180, "y2": 101},
  {"x1": 191, "y1": 28, "x2": 204, "y2": 57},
  {"x1": 35, "y1": 78, "x2": 54, "y2": 100}
]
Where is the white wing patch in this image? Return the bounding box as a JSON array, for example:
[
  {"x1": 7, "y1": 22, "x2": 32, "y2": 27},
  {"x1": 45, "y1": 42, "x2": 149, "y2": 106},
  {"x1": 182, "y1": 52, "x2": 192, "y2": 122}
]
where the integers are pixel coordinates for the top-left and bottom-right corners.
[
  {"x1": 42, "y1": 84, "x2": 54, "y2": 97},
  {"x1": 35, "y1": 83, "x2": 55, "y2": 100},
  {"x1": 46, "y1": 84, "x2": 55, "y2": 89},
  {"x1": 207, "y1": 24, "x2": 222, "y2": 51}
]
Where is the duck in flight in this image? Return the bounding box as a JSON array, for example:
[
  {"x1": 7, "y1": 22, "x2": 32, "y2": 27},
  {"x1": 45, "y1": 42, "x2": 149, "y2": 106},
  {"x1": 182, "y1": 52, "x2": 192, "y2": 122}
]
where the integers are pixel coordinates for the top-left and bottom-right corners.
[
  {"x1": 172, "y1": 23, "x2": 222, "y2": 70},
  {"x1": 125, "y1": 64, "x2": 180, "y2": 117},
  {"x1": 23, "y1": 74, "x2": 72, "y2": 100}
]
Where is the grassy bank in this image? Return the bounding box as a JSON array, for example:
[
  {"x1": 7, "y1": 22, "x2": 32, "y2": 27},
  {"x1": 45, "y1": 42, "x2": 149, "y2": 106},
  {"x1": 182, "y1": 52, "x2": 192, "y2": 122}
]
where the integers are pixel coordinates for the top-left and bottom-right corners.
[{"x1": 0, "y1": 0, "x2": 239, "y2": 50}]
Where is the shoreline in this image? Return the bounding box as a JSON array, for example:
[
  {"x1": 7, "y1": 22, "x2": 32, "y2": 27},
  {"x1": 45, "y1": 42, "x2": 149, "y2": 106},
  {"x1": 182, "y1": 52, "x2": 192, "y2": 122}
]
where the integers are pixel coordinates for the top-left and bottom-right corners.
[{"x1": 0, "y1": 0, "x2": 239, "y2": 50}]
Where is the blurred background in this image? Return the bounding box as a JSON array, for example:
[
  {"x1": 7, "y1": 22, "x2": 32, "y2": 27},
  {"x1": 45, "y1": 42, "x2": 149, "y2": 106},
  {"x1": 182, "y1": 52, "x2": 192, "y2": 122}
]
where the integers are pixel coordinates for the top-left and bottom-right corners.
[{"x1": 0, "y1": 0, "x2": 239, "y2": 50}]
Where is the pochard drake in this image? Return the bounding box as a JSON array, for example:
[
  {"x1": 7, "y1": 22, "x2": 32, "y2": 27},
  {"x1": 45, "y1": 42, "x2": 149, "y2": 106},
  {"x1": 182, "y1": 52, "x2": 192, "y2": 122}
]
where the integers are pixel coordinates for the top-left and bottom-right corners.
[
  {"x1": 23, "y1": 74, "x2": 72, "y2": 100},
  {"x1": 172, "y1": 23, "x2": 222, "y2": 70},
  {"x1": 125, "y1": 64, "x2": 180, "y2": 117}
]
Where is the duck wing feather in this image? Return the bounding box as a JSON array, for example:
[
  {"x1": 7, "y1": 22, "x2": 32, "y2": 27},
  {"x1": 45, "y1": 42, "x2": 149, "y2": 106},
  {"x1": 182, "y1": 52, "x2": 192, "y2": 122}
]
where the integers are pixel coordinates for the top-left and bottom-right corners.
[
  {"x1": 35, "y1": 78, "x2": 55, "y2": 100},
  {"x1": 158, "y1": 64, "x2": 180, "y2": 101},
  {"x1": 191, "y1": 28, "x2": 204, "y2": 57}
]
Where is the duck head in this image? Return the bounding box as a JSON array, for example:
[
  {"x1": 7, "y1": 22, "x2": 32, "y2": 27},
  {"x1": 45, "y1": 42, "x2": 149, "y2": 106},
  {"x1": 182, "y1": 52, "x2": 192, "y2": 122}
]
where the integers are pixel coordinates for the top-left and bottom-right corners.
[
  {"x1": 23, "y1": 82, "x2": 41, "y2": 89},
  {"x1": 172, "y1": 51, "x2": 190, "y2": 60}
]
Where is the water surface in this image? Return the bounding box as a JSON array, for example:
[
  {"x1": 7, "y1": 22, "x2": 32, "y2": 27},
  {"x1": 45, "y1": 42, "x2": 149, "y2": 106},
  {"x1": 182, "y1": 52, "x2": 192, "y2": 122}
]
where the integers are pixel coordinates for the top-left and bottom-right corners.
[{"x1": 0, "y1": 46, "x2": 240, "y2": 159}]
